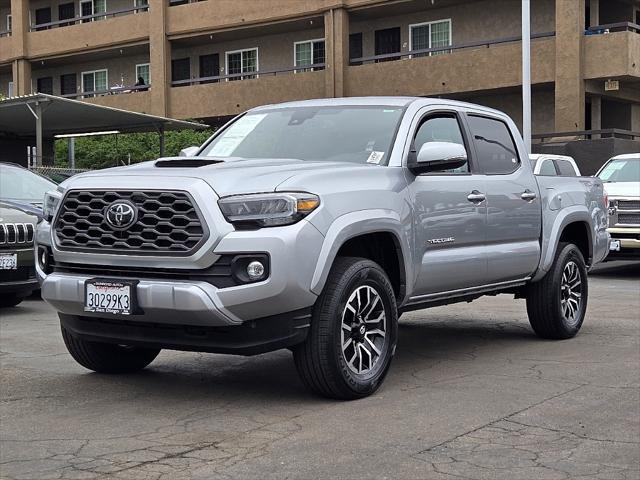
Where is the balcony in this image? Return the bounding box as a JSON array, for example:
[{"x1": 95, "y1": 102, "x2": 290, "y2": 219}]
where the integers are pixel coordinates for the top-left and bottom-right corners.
[
  {"x1": 345, "y1": 33, "x2": 556, "y2": 97},
  {"x1": 27, "y1": 8, "x2": 149, "y2": 58},
  {"x1": 168, "y1": 68, "x2": 326, "y2": 119},
  {"x1": 166, "y1": 0, "x2": 329, "y2": 36},
  {"x1": 584, "y1": 24, "x2": 640, "y2": 80}
]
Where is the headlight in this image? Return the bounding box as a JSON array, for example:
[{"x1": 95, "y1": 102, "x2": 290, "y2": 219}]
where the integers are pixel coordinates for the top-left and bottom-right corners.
[
  {"x1": 218, "y1": 192, "x2": 320, "y2": 228},
  {"x1": 43, "y1": 190, "x2": 62, "y2": 222}
]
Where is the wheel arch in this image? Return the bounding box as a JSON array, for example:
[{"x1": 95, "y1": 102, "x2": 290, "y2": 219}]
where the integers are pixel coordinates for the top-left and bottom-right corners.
[
  {"x1": 309, "y1": 210, "x2": 411, "y2": 305},
  {"x1": 533, "y1": 207, "x2": 594, "y2": 282}
]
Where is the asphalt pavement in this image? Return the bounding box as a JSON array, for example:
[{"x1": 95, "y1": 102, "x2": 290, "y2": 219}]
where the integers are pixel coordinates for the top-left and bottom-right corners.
[{"x1": 1, "y1": 262, "x2": 638, "y2": 479}]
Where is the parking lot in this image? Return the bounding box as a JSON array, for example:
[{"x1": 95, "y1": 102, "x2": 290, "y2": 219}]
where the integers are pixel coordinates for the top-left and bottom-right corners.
[{"x1": 1, "y1": 262, "x2": 638, "y2": 480}]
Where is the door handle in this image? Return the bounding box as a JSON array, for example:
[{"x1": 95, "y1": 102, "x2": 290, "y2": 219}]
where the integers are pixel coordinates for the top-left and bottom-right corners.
[
  {"x1": 521, "y1": 190, "x2": 537, "y2": 202},
  {"x1": 467, "y1": 191, "x2": 486, "y2": 203}
]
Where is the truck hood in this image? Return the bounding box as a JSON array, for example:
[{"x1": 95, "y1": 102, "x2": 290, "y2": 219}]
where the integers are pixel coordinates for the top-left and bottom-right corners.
[
  {"x1": 66, "y1": 157, "x2": 380, "y2": 197},
  {"x1": 603, "y1": 182, "x2": 640, "y2": 198}
]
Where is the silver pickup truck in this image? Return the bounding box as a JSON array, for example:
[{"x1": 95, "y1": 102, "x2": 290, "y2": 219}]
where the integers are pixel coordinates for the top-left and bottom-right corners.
[{"x1": 36, "y1": 97, "x2": 609, "y2": 399}]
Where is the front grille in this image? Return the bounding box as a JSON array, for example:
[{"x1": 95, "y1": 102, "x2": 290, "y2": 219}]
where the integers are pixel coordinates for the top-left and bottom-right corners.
[
  {"x1": 618, "y1": 214, "x2": 640, "y2": 225},
  {"x1": 54, "y1": 190, "x2": 207, "y2": 255},
  {"x1": 0, "y1": 223, "x2": 35, "y2": 245},
  {"x1": 618, "y1": 200, "x2": 640, "y2": 211}
]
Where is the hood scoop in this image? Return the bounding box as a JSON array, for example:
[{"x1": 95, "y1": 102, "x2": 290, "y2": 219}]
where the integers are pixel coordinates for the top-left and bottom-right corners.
[{"x1": 155, "y1": 158, "x2": 223, "y2": 168}]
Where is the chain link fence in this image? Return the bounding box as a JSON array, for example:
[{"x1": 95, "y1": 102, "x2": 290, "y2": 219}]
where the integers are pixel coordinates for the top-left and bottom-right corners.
[{"x1": 30, "y1": 166, "x2": 90, "y2": 183}]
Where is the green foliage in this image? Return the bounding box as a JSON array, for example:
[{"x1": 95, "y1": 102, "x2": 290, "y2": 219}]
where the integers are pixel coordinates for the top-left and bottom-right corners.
[{"x1": 54, "y1": 128, "x2": 215, "y2": 169}]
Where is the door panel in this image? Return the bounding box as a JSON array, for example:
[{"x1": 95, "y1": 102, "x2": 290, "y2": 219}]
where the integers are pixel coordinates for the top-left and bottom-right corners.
[
  {"x1": 408, "y1": 112, "x2": 487, "y2": 296},
  {"x1": 466, "y1": 114, "x2": 541, "y2": 283},
  {"x1": 410, "y1": 176, "x2": 488, "y2": 295},
  {"x1": 35, "y1": 7, "x2": 51, "y2": 30},
  {"x1": 374, "y1": 27, "x2": 400, "y2": 62},
  {"x1": 37, "y1": 77, "x2": 53, "y2": 95},
  {"x1": 349, "y1": 33, "x2": 363, "y2": 65},
  {"x1": 58, "y1": 3, "x2": 75, "y2": 26},
  {"x1": 60, "y1": 73, "x2": 77, "y2": 96},
  {"x1": 199, "y1": 54, "x2": 219, "y2": 84}
]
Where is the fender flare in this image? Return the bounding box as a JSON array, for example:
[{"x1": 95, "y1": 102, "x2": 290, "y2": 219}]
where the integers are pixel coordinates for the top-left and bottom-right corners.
[
  {"x1": 532, "y1": 206, "x2": 594, "y2": 282},
  {"x1": 309, "y1": 209, "x2": 412, "y2": 298}
]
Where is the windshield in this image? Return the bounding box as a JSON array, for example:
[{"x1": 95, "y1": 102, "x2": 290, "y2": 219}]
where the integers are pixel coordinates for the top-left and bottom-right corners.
[
  {"x1": 597, "y1": 158, "x2": 640, "y2": 183},
  {"x1": 199, "y1": 106, "x2": 405, "y2": 165},
  {"x1": 0, "y1": 166, "x2": 56, "y2": 202}
]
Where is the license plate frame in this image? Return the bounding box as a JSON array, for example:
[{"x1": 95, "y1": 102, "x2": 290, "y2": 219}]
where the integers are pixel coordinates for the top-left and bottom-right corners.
[
  {"x1": 0, "y1": 253, "x2": 18, "y2": 270},
  {"x1": 84, "y1": 278, "x2": 139, "y2": 315},
  {"x1": 610, "y1": 240, "x2": 621, "y2": 252}
]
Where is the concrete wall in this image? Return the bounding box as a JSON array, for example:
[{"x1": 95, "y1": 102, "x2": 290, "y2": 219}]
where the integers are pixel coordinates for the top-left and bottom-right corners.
[
  {"x1": 31, "y1": 52, "x2": 149, "y2": 95},
  {"x1": 171, "y1": 27, "x2": 325, "y2": 79}
]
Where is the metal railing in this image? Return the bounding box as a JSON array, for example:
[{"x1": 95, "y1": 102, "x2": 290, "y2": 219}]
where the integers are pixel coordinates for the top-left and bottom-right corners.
[
  {"x1": 171, "y1": 63, "x2": 325, "y2": 87},
  {"x1": 58, "y1": 84, "x2": 150, "y2": 100},
  {"x1": 30, "y1": 5, "x2": 147, "y2": 31},
  {"x1": 533, "y1": 129, "x2": 640, "y2": 143},
  {"x1": 0, "y1": 29, "x2": 10, "y2": 38},
  {"x1": 586, "y1": 22, "x2": 640, "y2": 35},
  {"x1": 349, "y1": 31, "x2": 555, "y2": 65}
]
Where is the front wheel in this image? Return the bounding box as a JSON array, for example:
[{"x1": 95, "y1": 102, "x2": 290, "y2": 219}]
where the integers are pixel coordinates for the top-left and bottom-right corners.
[
  {"x1": 61, "y1": 322, "x2": 160, "y2": 373},
  {"x1": 526, "y1": 243, "x2": 588, "y2": 339},
  {"x1": 293, "y1": 257, "x2": 398, "y2": 400}
]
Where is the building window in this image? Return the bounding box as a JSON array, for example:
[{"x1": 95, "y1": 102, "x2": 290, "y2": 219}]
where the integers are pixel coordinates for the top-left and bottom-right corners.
[
  {"x1": 60, "y1": 73, "x2": 77, "y2": 96},
  {"x1": 171, "y1": 58, "x2": 191, "y2": 86},
  {"x1": 409, "y1": 19, "x2": 452, "y2": 57},
  {"x1": 81, "y1": 69, "x2": 108, "y2": 97},
  {"x1": 294, "y1": 39, "x2": 325, "y2": 72},
  {"x1": 80, "y1": 0, "x2": 107, "y2": 22},
  {"x1": 225, "y1": 48, "x2": 258, "y2": 81},
  {"x1": 136, "y1": 63, "x2": 150, "y2": 87},
  {"x1": 37, "y1": 77, "x2": 54, "y2": 95},
  {"x1": 134, "y1": 0, "x2": 149, "y2": 13},
  {"x1": 6, "y1": 14, "x2": 11, "y2": 32},
  {"x1": 8, "y1": 81, "x2": 14, "y2": 97}
]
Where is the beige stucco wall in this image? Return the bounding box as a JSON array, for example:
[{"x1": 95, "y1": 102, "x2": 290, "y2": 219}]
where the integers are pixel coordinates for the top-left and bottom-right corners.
[
  {"x1": 171, "y1": 27, "x2": 325, "y2": 79},
  {"x1": 350, "y1": 0, "x2": 555, "y2": 58},
  {"x1": 30, "y1": 52, "x2": 149, "y2": 95}
]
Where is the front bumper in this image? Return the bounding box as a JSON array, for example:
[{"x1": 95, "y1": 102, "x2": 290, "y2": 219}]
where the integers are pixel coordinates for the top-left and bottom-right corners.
[
  {"x1": 606, "y1": 227, "x2": 640, "y2": 260},
  {"x1": 37, "y1": 216, "x2": 324, "y2": 327},
  {"x1": 0, "y1": 247, "x2": 37, "y2": 294}
]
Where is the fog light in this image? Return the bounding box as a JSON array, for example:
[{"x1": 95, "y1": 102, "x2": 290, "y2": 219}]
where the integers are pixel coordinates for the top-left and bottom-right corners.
[
  {"x1": 247, "y1": 261, "x2": 265, "y2": 280},
  {"x1": 40, "y1": 248, "x2": 48, "y2": 269}
]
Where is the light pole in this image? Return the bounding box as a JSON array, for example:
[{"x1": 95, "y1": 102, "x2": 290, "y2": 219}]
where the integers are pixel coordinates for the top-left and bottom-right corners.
[{"x1": 522, "y1": 0, "x2": 531, "y2": 153}]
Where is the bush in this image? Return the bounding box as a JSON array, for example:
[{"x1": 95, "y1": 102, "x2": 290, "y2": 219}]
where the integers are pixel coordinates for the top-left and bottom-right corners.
[{"x1": 54, "y1": 128, "x2": 215, "y2": 169}]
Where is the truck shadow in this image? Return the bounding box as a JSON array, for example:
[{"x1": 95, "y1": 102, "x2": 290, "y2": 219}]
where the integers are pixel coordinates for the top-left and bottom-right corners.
[{"x1": 589, "y1": 261, "x2": 639, "y2": 279}]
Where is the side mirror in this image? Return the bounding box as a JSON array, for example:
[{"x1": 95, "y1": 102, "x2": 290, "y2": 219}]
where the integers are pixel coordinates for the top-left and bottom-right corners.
[
  {"x1": 408, "y1": 142, "x2": 468, "y2": 174},
  {"x1": 179, "y1": 146, "x2": 200, "y2": 157}
]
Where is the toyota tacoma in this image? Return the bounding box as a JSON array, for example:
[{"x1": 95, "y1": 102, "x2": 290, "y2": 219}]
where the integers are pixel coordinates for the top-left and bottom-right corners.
[{"x1": 36, "y1": 98, "x2": 610, "y2": 399}]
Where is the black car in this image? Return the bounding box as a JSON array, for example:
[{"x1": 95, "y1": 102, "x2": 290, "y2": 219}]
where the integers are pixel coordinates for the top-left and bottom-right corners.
[{"x1": 0, "y1": 163, "x2": 56, "y2": 307}]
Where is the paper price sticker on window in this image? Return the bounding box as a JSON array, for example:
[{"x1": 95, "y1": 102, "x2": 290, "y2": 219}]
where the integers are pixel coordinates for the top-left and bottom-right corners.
[{"x1": 367, "y1": 151, "x2": 385, "y2": 164}]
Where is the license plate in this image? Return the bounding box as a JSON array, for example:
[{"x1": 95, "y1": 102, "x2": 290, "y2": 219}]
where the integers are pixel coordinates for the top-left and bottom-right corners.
[
  {"x1": 84, "y1": 279, "x2": 138, "y2": 315},
  {"x1": 0, "y1": 254, "x2": 17, "y2": 270},
  {"x1": 610, "y1": 240, "x2": 621, "y2": 252}
]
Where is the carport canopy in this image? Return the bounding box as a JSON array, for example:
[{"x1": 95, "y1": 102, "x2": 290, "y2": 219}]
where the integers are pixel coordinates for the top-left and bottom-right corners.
[{"x1": 0, "y1": 93, "x2": 207, "y2": 165}]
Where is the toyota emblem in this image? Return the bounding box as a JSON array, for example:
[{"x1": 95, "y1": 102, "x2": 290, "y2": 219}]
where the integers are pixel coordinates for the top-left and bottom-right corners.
[{"x1": 105, "y1": 201, "x2": 138, "y2": 230}]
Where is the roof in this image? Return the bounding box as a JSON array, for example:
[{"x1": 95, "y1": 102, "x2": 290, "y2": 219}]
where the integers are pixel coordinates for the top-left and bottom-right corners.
[
  {"x1": 529, "y1": 154, "x2": 575, "y2": 161},
  {"x1": 0, "y1": 93, "x2": 207, "y2": 136},
  {"x1": 251, "y1": 96, "x2": 505, "y2": 115},
  {"x1": 610, "y1": 153, "x2": 640, "y2": 160}
]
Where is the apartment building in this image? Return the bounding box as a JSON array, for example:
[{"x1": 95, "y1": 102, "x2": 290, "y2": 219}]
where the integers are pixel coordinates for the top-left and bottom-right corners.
[{"x1": 0, "y1": 0, "x2": 639, "y2": 166}]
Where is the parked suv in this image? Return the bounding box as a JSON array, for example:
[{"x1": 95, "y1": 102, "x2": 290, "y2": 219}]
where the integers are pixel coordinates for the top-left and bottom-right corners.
[
  {"x1": 596, "y1": 153, "x2": 640, "y2": 261},
  {"x1": 37, "y1": 98, "x2": 609, "y2": 399}
]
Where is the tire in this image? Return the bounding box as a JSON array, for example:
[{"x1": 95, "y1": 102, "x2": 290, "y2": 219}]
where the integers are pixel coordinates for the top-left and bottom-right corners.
[
  {"x1": 293, "y1": 257, "x2": 398, "y2": 400},
  {"x1": 61, "y1": 323, "x2": 160, "y2": 373},
  {"x1": 526, "y1": 242, "x2": 588, "y2": 339},
  {"x1": 0, "y1": 293, "x2": 28, "y2": 308}
]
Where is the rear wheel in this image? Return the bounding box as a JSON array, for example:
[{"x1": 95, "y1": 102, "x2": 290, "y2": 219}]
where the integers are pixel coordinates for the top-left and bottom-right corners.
[
  {"x1": 526, "y1": 243, "x2": 588, "y2": 339},
  {"x1": 61, "y1": 322, "x2": 160, "y2": 373},
  {"x1": 293, "y1": 257, "x2": 398, "y2": 400},
  {"x1": 0, "y1": 293, "x2": 29, "y2": 308}
]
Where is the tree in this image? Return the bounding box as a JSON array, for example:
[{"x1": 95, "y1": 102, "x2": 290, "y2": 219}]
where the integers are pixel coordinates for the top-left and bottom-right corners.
[{"x1": 54, "y1": 128, "x2": 215, "y2": 169}]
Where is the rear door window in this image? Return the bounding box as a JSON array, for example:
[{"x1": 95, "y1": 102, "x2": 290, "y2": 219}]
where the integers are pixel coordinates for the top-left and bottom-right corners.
[
  {"x1": 467, "y1": 115, "x2": 520, "y2": 175},
  {"x1": 539, "y1": 159, "x2": 558, "y2": 176},
  {"x1": 555, "y1": 159, "x2": 577, "y2": 176}
]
